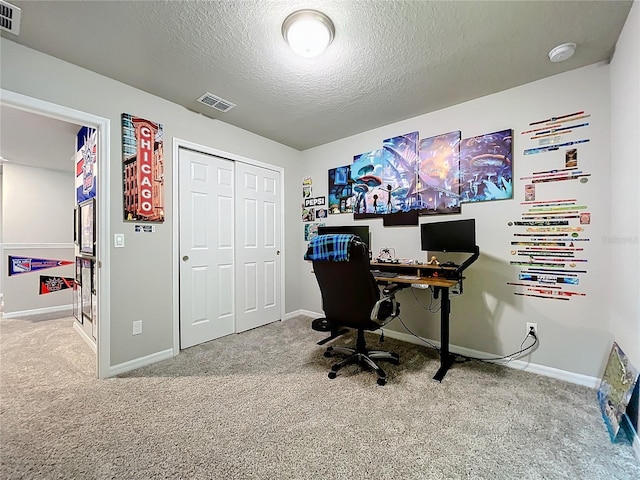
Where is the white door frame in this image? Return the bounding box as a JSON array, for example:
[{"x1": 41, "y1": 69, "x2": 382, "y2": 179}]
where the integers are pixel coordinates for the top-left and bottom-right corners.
[
  {"x1": 1, "y1": 89, "x2": 111, "y2": 379},
  {"x1": 172, "y1": 138, "x2": 285, "y2": 353}
]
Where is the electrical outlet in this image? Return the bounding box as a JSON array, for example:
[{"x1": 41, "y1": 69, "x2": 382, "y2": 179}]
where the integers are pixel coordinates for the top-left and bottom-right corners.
[
  {"x1": 132, "y1": 320, "x2": 143, "y2": 335},
  {"x1": 526, "y1": 322, "x2": 538, "y2": 337}
]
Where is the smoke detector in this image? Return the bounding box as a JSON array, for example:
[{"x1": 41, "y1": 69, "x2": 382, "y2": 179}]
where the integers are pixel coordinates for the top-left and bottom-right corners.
[
  {"x1": 548, "y1": 43, "x2": 576, "y2": 63},
  {"x1": 0, "y1": 0, "x2": 20, "y2": 35}
]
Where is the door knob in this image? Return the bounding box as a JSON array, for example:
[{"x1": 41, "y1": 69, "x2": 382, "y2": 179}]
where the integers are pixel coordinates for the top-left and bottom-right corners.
[
  {"x1": 182, "y1": 255, "x2": 189, "y2": 261},
  {"x1": 276, "y1": 250, "x2": 280, "y2": 255}
]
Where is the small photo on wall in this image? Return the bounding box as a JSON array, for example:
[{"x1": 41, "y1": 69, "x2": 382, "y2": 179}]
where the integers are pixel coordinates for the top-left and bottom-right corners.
[
  {"x1": 303, "y1": 186, "x2": 312, "y2": 198},
  {"x1": 304, "y1": 223, "x2": 325, "y2": 241},
  {"x1": 302, "y1": 207, "x2": 315, "y2": 222},
  {"x1": 525, "y1": 184, "x2": 535, "y2": 201},
  {"x1": 566, "y1": 148, "x2": 578, "y2": 168},
  {"x1": 315, "y1": 208, "x2": 328, "y2": 219},
  {"x1": 580, "y1": 212, "x2": 591, "y2": 225}
]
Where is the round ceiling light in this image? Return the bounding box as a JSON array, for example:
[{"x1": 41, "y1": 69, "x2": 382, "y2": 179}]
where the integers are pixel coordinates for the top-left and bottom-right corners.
[
  {"x1": 548, "y1": 43, "x2": 576, "y2": 63},
  {"x1": 282, "y1": 9, "x2": 335, "y2": 58}
]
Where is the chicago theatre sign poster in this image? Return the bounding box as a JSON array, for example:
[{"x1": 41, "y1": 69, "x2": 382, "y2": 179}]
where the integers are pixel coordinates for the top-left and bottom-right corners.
[{"x1": 121, "y1": 114, "x2": 165, "y2": 222}]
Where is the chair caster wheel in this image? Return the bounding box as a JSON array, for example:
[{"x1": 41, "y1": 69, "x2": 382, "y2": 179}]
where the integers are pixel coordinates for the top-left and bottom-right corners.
[
  {"x1": 324, "y1": 351, "x2": 333, "y2": 358},
  {"x1": 377, "y1": 378, "x2": 387, "y2": 386},
  {"x1": 328, "y1": 372, "x2": 337, "y2": 379}
]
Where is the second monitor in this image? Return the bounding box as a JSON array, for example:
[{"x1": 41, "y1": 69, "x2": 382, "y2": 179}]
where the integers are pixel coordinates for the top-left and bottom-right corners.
[{"x1": 420, "y1": 218, "x2": 476, "y2": 253}]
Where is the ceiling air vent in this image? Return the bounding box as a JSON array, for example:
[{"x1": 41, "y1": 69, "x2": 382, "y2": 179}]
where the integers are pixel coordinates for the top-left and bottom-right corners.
[
  {"x1": 196, "y1": 92, "x2": 236, "y2": 113},
  {"x1": 0, "y1": 0, "x2": 20, "y2": 35}
]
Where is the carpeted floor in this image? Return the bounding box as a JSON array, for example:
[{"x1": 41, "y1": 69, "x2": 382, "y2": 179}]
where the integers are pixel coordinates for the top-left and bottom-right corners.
[{"x1": 1, "y1": 314, "x2": 638, "y2": 479}]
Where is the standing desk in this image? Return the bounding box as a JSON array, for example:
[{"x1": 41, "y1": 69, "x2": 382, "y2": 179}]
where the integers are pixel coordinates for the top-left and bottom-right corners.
[{"x1": 371, "y1": 262, "x2": 460, "y2": 382}]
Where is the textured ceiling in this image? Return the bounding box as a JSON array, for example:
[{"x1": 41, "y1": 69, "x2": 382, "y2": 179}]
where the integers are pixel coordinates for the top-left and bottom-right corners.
[{"x1": 0, "y1": 0, "x2": 634, "y2": 154}]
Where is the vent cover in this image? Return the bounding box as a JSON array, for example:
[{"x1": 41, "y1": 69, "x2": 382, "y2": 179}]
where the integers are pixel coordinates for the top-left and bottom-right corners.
[
  {"x1": 0, "y1": 0, "x2": 20, "y2": 35},
  {"x1": 196, "y1": 92, "x2": 236, "y2": 113}
]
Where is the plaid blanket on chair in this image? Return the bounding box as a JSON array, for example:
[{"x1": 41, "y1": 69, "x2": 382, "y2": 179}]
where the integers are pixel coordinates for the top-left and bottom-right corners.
[{"x1": 304, "y1": 234, "x2": 355, "y2": 262}]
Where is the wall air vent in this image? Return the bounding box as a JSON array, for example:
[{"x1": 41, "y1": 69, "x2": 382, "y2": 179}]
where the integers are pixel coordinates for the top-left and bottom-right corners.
[
  {"x1": 196, "y1": 92, "x2": 236, "y2": 113},
  {"x1": 0, "y1": 0, "x2": 20, "y2": 35}
]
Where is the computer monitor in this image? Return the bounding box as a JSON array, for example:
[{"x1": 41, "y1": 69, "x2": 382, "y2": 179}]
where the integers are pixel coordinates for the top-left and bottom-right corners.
[
  {"x1": 420, "y1": 219, "x2": 476, "y2": 253},
  {"x1": 317, "y1": 225, "x2": 370, "y2": 251}
]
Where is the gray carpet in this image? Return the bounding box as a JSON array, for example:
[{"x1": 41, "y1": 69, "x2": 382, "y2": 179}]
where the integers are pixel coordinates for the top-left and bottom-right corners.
[{"x1": 1, "y1": 314, "x2": 638, "y2": 480}]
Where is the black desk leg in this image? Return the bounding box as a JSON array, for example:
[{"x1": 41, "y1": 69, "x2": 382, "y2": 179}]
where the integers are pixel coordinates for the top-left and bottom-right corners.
[{"x1": 433, "y1": 286, "x2": 456, "y2": 382}]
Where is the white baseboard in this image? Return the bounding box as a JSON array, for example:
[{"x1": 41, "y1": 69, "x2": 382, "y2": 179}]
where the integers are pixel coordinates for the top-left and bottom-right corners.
[
  {"x1": 2, "y1": 304, "x2": 73, "y2": 319},
  {"x1": 73, "y1": 321, "x2": 97, "y2": 354},
  {"x1": 380, "y1": 328, "x2": 600, "y2": 388},
  {"x1": 107, "y1": 348, "x2": 174, "y2": 377},
  {"x1": 284, "y1": 309, "x2": 323, "y2": 320},
  {"x1": 285, "y1": 311, "x2": 600, "y2": 388}
]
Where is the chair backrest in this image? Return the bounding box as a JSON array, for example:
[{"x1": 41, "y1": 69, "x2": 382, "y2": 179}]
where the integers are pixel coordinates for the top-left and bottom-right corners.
[{"x1": 310, "y1": 236, "x2": 380, "y2": 330}]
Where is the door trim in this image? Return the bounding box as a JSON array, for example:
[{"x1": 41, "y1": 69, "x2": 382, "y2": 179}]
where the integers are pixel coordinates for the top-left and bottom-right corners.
[
  {"x1": 172, "y1": 138, "x2": 285, "y2": 354},
  {"x1": 1, "y1": 88, "x2": 111, "y2": 379}
]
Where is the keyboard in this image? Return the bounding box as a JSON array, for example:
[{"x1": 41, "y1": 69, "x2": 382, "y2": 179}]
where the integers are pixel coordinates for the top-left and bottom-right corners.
[{"x1": 372, "y1": 270, "x2": 398, "y2": 278}]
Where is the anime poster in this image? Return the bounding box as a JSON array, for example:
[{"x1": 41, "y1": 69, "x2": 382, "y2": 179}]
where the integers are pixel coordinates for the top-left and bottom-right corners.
[
  {"x1": 351, "y1": 132, "x2": 419, "y2": 218},
  {"x1": 75, "y1": 126, "x2": 97, "y2": 204},
  {"x1": 328, "y1": 165, "x2": 354, "y2": 214},
  {"x1": 122, "y1": 114, "x2": 165, "y2": 222},
  {"x1": 39, "y1": 276, "x2": 75, "y2": 295},
  {"x1": 597, "y1": 342, "x2": 639, "y2": 441},
  {"x1": 8, "y1": 256, "x2": 73, "y2": 276},
  {"x1": 460, "y1": 129, "x2": 513, "y2": 203},
  {"x1": 416, "y1": 131, "x2": 462, "y2": 215}
]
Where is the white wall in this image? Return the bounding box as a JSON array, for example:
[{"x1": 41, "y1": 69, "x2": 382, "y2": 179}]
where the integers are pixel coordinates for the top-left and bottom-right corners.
[
  {"x1": 300, "y1": 63, "x2": 613, "y2": 379},
  {"x1": 2, "y1": 164, "x2": 74, "y2": 243},
  {"x1": 1, "y1": 38, "x2": 303, "y2": 367},
  {"x1": 609, "y1": 0, "x2": 640, "y2": 431},
  {"x1": 1, "y1": 163, "x2": 75, "y2": 315}
]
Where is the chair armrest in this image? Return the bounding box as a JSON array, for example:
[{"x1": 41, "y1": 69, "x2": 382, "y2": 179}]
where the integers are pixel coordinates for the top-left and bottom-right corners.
[
  {"x1": 382, "y1": 283, "x2": 403, "y2": 296},
  {"x1": 371, "y1": 283, "x2": 401, "y2": 324}
]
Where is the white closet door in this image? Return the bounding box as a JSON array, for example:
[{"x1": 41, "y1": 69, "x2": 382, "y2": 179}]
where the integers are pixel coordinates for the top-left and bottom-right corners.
[
  {"x1": 234, "y1": 162, "x2": 282, "y2": 333},
  {"x1": 179, "y1": 149, "x2": 235, "y2": 348}
]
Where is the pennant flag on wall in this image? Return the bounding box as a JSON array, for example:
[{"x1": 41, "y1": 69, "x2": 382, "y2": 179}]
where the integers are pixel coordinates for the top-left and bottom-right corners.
[
  {"x1": 39, "y1": 276, "x2": 75, "y2": 295},
  {"x1": 8, "y1": 256, "x2": 74, "y2": 276}
]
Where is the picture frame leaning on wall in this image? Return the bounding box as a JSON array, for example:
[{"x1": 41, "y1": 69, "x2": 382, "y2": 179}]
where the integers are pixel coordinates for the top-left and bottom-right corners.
[{"x1": 79, "y1": 198, "x2": 96, "y2": 256}]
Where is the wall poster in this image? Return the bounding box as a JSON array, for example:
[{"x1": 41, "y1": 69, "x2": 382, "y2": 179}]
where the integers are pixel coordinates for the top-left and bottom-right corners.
[
  {"x1": 328, "y1": 165, "x2": 353, "y2": 214},
  {"x1": 76, "y1": 126, "x2": 97, "y2": 204},
  {"x1": 122, "y1": 114, "x2": 165, "y2": 222},
  {"x1": 460, "y1": 129, "x2": 513, "y2": 203}
]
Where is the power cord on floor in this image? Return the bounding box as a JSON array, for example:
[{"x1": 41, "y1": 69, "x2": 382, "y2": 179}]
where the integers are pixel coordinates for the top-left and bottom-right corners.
[
  {"x1": 395, "y1": 314, "x2": 540, "y2": 366},
  {"x1": 458, "y1": 330, "x2": 539, "y2": 365}
]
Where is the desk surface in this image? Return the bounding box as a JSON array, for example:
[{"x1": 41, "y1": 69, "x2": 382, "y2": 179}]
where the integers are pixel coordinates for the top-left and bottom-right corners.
[{"x1": 371, "y1": 262, "x2": 459, "y2": 288}]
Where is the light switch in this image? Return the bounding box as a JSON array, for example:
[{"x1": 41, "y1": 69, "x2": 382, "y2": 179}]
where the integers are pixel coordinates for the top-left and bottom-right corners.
[{"x1": 114, "y1": 233, "x2": 125, "y2": 248}]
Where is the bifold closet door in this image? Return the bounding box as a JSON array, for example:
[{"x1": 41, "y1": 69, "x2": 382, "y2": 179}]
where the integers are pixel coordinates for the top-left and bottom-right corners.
[
  {"x1": 234, "y1": 162, "x2": 282, "y2": 333},
  {"x1": 179, "y1": 149, "x2": 235, "y2": 348}
]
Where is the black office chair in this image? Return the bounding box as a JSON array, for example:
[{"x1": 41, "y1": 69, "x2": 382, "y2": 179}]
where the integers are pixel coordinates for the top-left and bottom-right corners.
[{"x1": 306, "y1": 234, "x2": 401, "y2": 385}]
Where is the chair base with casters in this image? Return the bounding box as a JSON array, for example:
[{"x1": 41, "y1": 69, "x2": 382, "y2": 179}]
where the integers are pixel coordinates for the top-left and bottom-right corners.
[{"x1": 324, "y1": 328, "x2": 400, "y2": 386}]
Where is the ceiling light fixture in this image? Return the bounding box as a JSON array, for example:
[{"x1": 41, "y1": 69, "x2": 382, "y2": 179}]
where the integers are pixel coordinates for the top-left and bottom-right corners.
[
  {"x1": 282, "y1": 9, "x2": 335, "y2": 58},
  {"x1": 548, "y1": 43, "x2": 576, "y2": 63}
]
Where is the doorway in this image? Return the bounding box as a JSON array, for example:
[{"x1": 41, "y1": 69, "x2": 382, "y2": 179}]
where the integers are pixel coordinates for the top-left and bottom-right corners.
[
  {"x1": 173, "y1": 140, "x2": 284, "y2": 350},
  {"x1": 1, "y1": 89, "x2": 111, "y2": 378}
]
